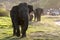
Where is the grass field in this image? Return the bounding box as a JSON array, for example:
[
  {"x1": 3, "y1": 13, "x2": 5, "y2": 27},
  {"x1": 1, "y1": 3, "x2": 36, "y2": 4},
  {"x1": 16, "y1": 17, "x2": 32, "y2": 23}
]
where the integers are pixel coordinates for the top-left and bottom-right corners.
[{"x1": 0, "y1": 15, "x2": 60, "y2": 40}]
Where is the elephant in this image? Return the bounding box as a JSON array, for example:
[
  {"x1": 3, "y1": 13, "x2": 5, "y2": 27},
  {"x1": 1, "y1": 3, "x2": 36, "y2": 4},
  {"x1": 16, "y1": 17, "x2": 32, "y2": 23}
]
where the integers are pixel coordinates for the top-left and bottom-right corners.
[
  {"x1": 28, "y1": 5, "x2": 34, "y2": 21},
  {"x1": 34, "y1": 8, "x2": 43, "y2": 21},
  {"x1": 10, "y1": 3, "x2": 29, "y2": 38}
]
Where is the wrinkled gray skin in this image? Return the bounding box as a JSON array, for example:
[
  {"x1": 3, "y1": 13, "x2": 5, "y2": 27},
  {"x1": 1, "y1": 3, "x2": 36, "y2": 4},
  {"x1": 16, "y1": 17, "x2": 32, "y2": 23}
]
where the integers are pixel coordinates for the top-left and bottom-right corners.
[
  {"x1": 10, "y1": 3, "x2": 29, "y2": 38},
  {"x1": 34, "y1": 8, "x2": 43, "y2": 21}
]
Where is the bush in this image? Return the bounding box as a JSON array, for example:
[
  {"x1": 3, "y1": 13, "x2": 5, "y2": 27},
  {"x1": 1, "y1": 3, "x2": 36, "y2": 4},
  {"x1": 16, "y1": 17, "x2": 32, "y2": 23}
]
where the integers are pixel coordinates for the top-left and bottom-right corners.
[{"x1": 0, "y1": 8, "x2": 9, "y2": 17}]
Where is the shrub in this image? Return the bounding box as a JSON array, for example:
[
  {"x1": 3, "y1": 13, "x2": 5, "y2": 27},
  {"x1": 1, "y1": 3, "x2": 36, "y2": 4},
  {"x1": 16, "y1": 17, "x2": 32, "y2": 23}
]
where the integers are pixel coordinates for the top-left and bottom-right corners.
[{"x1": 0, "y1": 8, "x2": 9, "y2": 17}]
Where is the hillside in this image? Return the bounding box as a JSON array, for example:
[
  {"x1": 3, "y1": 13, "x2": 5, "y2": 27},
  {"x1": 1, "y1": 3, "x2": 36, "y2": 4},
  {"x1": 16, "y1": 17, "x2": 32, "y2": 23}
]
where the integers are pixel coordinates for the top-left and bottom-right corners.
[
  {"x1": 0, "y1": 0, "x2": 60, "y2": 9},
  {"x1": 31, "y1": 0, "x2": 60, "y2": 8}
]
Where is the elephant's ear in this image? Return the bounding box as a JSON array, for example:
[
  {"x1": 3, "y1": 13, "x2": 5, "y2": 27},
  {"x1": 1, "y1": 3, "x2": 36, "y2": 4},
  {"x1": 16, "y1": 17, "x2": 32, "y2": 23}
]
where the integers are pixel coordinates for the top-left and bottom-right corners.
[{"x1": 28, "y1": 5, "x2": 33, "y2": 13}]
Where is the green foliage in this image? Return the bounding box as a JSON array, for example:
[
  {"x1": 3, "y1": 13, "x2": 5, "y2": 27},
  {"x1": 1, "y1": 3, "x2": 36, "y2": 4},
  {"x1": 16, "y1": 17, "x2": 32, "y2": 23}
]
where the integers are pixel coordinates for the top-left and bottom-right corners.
[
  {"x1": 0, "y1": 8, "x2": 9, "y2": 17},
  {"x1": 0, "y1": 17, "x2": 12, "y2": 28}
]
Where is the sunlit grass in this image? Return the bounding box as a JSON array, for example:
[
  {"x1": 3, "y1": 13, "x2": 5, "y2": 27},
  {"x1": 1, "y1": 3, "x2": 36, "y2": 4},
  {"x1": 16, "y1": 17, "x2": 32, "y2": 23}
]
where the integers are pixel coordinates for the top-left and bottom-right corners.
[{"x1": 0, "y1": 16, "x2": 60, "y2": 40}]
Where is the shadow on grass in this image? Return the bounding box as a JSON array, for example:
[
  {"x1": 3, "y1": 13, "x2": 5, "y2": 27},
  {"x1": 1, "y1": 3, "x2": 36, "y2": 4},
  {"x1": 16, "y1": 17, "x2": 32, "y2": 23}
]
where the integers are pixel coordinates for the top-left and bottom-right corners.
[{"x1": 0, "y1": 36, "x2": 20, "y2": 40}]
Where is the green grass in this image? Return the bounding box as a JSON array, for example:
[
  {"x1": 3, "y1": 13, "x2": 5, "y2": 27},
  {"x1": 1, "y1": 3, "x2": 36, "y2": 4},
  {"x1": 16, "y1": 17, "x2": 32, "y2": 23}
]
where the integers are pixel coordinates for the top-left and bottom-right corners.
[{"x1": 0, "y1": 16, "x2": 60, "y2": 40}]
